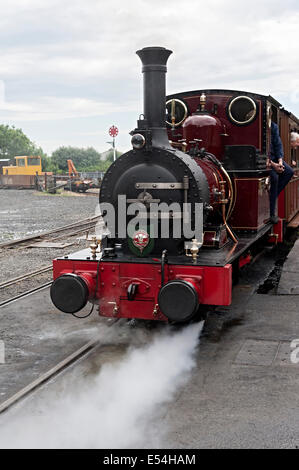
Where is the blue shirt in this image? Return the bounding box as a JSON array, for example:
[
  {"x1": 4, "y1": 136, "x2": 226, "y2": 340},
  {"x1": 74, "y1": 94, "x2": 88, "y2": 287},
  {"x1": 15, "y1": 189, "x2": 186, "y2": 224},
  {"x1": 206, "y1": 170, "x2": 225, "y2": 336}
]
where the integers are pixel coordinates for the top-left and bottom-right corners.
[{"x1": 270, "y1": 122, "x2": 284, "y2": 162}]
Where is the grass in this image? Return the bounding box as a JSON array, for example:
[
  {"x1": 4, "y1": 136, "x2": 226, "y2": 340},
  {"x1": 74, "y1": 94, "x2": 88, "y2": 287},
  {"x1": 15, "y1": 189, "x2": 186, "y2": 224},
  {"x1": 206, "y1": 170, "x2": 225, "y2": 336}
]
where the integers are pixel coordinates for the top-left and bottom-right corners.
[{"x1": 33, "y1": 189, "x2": 85, "y2": 197}]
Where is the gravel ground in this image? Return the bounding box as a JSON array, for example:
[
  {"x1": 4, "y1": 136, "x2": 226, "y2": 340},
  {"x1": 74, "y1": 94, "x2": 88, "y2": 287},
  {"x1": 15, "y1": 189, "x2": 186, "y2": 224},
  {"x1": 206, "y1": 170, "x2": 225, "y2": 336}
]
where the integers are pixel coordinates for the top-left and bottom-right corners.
[
  {"x1": 0, "y1": 189, "x2": 99, "y2": 242},
  {"x1": 0, "y1": 189, "x2": 100, "y2": 298}
]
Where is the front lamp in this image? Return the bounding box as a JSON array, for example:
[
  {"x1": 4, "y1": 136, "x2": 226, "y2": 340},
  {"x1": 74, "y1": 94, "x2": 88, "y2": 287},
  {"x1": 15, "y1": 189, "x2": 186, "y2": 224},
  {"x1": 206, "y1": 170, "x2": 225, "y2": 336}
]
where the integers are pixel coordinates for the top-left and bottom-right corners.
[{"x1": 131, "y1": 133, "x2": 145, "y2": 149}]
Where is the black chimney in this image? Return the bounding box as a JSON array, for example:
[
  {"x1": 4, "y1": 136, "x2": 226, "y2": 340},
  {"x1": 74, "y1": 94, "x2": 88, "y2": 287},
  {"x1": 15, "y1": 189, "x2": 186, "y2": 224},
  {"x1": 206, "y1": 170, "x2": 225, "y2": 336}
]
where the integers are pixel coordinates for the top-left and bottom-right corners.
[{"x1": 136, "y1": 46, "x2": 172, "y2": 147}]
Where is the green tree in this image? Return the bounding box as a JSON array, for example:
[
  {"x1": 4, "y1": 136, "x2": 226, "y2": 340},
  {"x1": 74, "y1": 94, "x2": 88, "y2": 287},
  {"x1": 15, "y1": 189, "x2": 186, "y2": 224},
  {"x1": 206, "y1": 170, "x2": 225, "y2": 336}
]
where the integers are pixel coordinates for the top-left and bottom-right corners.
[
  {"x1": 51, "y1": 146, "x2": 121, "y2": 172},
  {"x1": 40, "y1": 154, "x2": 56, "y2": 172},
  {"x1": 0, "y1": 125, "x2": 37, "y2": 162},
  {"x1": 0, "y1": 124, "x2": 50, "y2": 170},
  {"x1": 104, "y1": 149, "x2": 122, "y2": 163}
]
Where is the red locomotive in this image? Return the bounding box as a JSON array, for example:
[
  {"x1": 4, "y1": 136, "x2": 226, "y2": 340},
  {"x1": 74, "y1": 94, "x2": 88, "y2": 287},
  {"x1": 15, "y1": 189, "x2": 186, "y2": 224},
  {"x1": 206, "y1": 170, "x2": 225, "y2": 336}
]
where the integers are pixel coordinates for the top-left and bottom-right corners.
[{"x1": 50, "y1": 47, "x2": 299, "y2": 323}]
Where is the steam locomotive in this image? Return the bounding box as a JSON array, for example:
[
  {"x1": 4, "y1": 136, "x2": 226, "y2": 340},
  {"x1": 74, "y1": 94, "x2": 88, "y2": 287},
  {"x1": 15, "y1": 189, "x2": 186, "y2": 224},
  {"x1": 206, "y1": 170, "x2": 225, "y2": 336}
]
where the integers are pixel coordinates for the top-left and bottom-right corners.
[{"x1": 50, "y1": 47, "x2": 299, "y2": 323}]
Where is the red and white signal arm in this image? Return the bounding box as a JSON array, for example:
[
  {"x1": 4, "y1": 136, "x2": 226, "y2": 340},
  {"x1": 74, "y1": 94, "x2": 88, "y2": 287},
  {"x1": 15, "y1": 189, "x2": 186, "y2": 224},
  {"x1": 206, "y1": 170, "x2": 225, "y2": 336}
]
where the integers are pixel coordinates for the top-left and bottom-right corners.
[{"x1": 109, "y1": 125, "x2": 119, "y2": 137}]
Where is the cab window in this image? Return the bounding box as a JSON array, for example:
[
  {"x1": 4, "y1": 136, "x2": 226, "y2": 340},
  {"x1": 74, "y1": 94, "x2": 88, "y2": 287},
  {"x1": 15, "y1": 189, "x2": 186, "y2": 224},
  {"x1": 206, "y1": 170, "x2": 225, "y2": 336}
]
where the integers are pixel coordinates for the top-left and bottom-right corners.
[
  {"x1": 17, "y1": 159, "x2": 25, "y2": 167},
  {"x1": 228, "y1": 96, "x2": 257, "y2": 125},
  {"x1": 28, "y1": 157, "x2": 40, "y2": 166}
]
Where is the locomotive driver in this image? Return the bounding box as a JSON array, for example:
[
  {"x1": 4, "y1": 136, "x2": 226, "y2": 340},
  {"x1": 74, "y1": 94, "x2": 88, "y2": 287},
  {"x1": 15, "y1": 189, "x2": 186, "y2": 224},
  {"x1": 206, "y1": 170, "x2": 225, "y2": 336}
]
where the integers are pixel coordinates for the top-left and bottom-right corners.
[{"x1": 267, "y1": 116, "x2": 294, "y2": 224}]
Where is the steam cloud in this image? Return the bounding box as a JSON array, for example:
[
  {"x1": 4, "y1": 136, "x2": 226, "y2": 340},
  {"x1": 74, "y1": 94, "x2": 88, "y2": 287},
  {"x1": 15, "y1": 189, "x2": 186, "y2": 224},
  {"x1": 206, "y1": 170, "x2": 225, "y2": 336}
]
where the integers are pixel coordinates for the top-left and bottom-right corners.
[{"x1": 0, "y1": 322, "x2": 202, "y2": 448}]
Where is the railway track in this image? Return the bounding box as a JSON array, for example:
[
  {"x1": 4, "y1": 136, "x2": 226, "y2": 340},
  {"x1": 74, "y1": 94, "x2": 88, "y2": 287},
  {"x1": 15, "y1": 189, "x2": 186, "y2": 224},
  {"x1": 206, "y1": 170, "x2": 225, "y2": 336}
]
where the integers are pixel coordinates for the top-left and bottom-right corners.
[
  {"x1": 0, "y1": 215, "x2": 100, "y2": 249},
  {"x1": 0, "y1": 283, "x2": 118, "y2": 414},
  {"x1": 0, "y1": 337, "x2": 100, "y2": 414},
  {"x1": 0, "y1": 279, "x2": 119, "y2": 414},
  {"x1": 0, "y1": 282, "x2": 52, "y2": 308},
  {"x1": 0, "y1": 265, "x2": 52, "y2": 290},
  {"x1": 0, "y1": 215, "x2": 104, "y2": 307}
]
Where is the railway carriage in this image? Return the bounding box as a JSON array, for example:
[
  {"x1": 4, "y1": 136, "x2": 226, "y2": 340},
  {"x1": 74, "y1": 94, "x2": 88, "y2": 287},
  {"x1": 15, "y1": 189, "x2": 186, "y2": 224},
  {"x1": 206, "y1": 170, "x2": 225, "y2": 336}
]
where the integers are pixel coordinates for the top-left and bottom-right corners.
[{"x1": 50, "y1": 47, "x2": 299, "y2": 323}]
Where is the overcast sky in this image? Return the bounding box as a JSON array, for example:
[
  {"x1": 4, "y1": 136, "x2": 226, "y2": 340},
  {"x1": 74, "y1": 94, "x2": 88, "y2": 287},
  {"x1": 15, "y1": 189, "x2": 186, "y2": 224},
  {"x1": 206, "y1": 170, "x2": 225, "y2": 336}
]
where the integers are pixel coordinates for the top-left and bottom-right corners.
[{"x1": 0, "y1": 0, "x2": 298, "y2": 155}]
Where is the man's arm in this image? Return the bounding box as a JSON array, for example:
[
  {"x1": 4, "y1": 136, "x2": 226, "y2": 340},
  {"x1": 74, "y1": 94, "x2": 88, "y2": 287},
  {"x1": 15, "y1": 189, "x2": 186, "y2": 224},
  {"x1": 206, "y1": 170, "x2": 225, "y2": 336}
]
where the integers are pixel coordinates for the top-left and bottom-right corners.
[
  {"x1": 271, "y1": 123, "x2": 284, "y2": 161},
  {"x1": 270, "y1": 123, "x2": 284, "y2": 172}
]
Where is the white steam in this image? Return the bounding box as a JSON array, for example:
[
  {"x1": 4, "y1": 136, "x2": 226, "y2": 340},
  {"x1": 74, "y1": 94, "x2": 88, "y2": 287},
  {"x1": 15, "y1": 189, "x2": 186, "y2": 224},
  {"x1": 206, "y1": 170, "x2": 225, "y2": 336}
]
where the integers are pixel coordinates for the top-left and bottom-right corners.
[{"x1": 0, "y1": 322, "x2": 202, "y2": 448}]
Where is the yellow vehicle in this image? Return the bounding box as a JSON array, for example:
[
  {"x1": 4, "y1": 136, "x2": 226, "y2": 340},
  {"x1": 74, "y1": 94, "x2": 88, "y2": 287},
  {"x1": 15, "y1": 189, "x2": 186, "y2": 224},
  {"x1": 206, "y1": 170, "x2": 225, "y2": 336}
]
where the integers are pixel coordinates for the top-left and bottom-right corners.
[{"x1": 2, "y1": 156, "x2": 43, "y2": 176}]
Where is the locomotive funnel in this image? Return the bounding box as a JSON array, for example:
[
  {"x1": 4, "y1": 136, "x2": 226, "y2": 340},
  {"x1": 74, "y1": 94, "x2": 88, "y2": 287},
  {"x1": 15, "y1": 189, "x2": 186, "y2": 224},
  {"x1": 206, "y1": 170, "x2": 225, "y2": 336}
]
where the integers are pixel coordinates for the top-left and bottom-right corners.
[{"x1": 136, "y1": 46, "x2": 172, "y2": 130}]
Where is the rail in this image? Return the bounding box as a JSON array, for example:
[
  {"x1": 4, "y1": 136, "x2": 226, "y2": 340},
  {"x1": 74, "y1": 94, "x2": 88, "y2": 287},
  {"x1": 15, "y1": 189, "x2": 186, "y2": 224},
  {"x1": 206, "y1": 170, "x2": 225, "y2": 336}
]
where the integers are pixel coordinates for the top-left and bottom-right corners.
[
  {"x1": 0, "y1": 215, "x2": 100, "y2": 249},
  {"x1": 0, "y1": 281, "x2": 119, "y2": 414},
  {"x1": 0, "y1": 266, "x2": 52, "y2": 290},
  {"x1": 0, "y1": 338, "x2": 100, "y2": 414},
  {"x1": 0, "y1": 282, "x2": 52, "y2": 308}
]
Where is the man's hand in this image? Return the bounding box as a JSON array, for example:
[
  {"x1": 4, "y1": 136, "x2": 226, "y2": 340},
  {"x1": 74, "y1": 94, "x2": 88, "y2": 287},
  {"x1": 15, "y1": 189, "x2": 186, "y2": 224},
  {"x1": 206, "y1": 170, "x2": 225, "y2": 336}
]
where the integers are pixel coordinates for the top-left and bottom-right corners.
[
  {"x1": 272, "y1": 160, "x2": 284, "y2": 173},
  {"x1": 278, "y1": 158, "x2": 284, "y2": 173}
]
